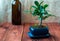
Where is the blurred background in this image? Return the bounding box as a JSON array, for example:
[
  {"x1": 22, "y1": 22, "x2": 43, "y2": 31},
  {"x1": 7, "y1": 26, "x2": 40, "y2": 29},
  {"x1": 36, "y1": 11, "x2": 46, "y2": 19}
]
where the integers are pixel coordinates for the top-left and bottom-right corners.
[{"x1": 0, "y1": 0, "x2": 60, "y2": 24}]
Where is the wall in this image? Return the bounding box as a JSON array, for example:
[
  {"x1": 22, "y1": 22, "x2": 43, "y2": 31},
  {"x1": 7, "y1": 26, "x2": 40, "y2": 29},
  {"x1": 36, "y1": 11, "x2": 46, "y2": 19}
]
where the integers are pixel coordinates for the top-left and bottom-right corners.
[
  {"x1": 0, "y1": 0, "x2": 12, "y2": 23},
  {"x1": 0, "y1": 0, "x2": 60, "y2": 24},
  {"x1": 20, "y1": 0, "x2": 60, "y2": 23}
]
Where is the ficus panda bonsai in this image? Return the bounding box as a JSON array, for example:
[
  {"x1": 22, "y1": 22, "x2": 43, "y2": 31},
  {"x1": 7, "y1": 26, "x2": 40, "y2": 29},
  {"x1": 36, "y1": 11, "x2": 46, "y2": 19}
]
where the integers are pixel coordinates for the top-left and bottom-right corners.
[{"x1": 25, "y1": 1, "x2": 56, "y2": 38}]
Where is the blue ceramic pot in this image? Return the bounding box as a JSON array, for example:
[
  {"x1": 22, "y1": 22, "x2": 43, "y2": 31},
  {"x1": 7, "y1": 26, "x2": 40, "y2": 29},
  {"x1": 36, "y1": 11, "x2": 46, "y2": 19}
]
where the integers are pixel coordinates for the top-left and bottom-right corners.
[{"x1": 29, "y1": 26, "x2": 49, "y2": 36}]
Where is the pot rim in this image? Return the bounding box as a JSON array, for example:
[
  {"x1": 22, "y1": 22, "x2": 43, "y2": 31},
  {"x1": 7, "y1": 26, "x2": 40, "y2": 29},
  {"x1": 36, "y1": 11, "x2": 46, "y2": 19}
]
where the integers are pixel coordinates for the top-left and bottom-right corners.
[{"x1": 30, "y1": 26, "x2": 48, "y2": 29}]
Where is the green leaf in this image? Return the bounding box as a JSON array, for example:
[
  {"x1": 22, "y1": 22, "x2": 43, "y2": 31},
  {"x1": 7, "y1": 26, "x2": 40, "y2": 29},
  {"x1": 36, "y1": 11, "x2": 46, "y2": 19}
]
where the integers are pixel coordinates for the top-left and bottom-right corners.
[
  {"x1": 44, "y1": 4, "x2": 48, "y2": 9},
  {"x1": 24, "y1": 10, "x2": 31, "y2": 13},
  {"x1": 38, "y1": 16, "x2": 41, "y2": 20},
  {"x1": 31, "y1": 6, "x2": 37, "y2": 9},
  {"x1": 42, "y1": 16, "x2": 48, "y2": 20},
  {"x1": 42, "y1": 14, "x2": 56, "y2": 20},
  {"x1": 41, "y1": 9, "x2": 45, "y2": 14},
  {"x1": 34, "y1": 1, "x2": 39, "y2": 6},
  {"x1": 44, "y1": 10, "x2": 48, "y2": 14},
  {"x1": 47, "y1": 14, "x2": 56, "y2": 17},
  {"x1": 32, "y1": 11, "x2": 37, "y2": 16},
  {"x1": 32, "y1": 9, "x2": 39, "y2": 16},
  {"x1": 30, "y1": 6, "x2": 37, "y2": 13},
  {"x1": 40, "y1": 1, "x2": 44, "y2": 5},
  {"x1": 40, "y1": 6, "x2": 44, "y2": 11}
]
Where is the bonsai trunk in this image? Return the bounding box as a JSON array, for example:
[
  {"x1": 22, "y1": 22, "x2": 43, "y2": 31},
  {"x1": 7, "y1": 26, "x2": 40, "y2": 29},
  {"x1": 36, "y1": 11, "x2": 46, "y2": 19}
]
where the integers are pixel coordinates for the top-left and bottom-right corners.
[
  {"x1": 39, "y1": 15, "x2": 43, "y2": 27},
  {"x1": 40, "y1": 18, "x2": 42, "y2": 27}
]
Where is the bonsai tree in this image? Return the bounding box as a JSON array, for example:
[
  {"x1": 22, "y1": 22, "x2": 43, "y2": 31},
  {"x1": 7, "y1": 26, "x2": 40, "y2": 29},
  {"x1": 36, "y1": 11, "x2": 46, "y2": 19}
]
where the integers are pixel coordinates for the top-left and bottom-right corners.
[
  {"x1": 27, "y1": 1, "x2": 55, "y2": 27},
  {"x1": 25, "y1": 1, "x2": 56, "y2": 38}
]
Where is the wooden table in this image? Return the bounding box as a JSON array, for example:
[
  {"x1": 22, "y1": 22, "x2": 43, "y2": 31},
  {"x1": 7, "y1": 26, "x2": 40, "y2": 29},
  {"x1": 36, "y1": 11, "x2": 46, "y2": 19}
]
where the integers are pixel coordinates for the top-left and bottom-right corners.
[
  {"x1": 22, "y1": 23, "x2": 60, "y2": 41},
  {"x1": 0, "y1": 22, "x2": 23, "y2": 41},
  {"x1": 0, "y1": 22, "x2": 60, "y2": 41}
]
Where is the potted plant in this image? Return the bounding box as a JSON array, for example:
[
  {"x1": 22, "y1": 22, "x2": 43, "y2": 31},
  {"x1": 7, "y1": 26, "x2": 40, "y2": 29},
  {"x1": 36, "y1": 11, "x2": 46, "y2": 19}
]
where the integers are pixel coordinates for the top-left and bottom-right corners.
[{"x1": 25, "y1": 1, "x2": 56, "y2": 38}]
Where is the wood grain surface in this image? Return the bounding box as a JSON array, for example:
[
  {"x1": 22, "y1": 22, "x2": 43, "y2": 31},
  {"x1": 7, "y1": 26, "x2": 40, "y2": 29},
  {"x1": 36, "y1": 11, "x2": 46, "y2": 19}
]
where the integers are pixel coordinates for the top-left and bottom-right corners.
[
  {"x1": 22, "y1": 23, "x2": 60, "y2": 41},
  {"x1": 0, "y1": 22, "x2": 60, "y2": 41},
  {"x1": 0, "y1": 22, "x2": 23, "y2": 41}
]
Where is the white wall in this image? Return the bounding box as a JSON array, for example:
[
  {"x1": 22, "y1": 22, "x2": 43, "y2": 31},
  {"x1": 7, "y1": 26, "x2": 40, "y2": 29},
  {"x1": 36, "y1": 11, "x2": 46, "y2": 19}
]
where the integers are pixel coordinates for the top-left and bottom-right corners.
[
  {"x1": 0, "y1": 0, "x2": 12, "y2": 23},
  {"x1": 0, "y1": 0, "x2": 60, "y2": 24},
  {"x1": 21, "y1": 0, "x2": 60, "y2": 23}
]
